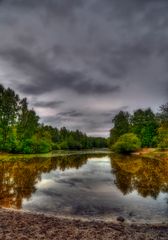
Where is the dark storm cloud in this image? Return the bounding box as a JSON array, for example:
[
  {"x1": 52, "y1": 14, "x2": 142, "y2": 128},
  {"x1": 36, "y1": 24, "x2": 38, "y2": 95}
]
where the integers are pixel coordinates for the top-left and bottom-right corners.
[
  {"x1": 0, "y1": 0, "x2": 167, "y2": 136},
  {"x1": 58, "y1": 110, "x2": 84, "y2": 118},
  {"x1": 17, "y1": 72, "x2": 120, "y2": 95},
  {"x1": 0, "y1": 48, "x2": 120, "y2": 95},
  {"x1": 33, "y1": 100, "x2": 64, "y2": 108},
  {"x1": 0, "y1": 0, "x2": 85, "y2": 22},
  {"x1": 0, "y1": 0, "x2": 84, "y2": 8}
]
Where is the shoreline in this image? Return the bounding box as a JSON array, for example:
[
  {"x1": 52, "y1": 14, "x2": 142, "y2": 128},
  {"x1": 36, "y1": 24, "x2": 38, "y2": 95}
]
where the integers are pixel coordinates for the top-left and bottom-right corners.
[
  {"x1": 0, "y1": 148, "x2": 168, "y2": 162},
  {"x1": 0, "y1": 149, "x2": 110, "y2": 161},
  {"x1": 0, "y1": 209, "x2": 168, "y2": 240},
  {"x1": 2, "y1": 207, "x2": 166, "y2": 225},
  {"x1": 134, "y1": 148, "x2": 168, "y2": 160}
]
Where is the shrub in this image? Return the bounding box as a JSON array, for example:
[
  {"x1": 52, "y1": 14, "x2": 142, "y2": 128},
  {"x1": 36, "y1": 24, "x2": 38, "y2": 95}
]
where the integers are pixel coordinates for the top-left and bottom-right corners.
[
  {"x1": 52, "y1": 143, "x2": 60, "y2": 150},
  {"x1": 21, "y1": 137, "x2": 52, "y2": 154},
  {"x1": 157, "y1": 128, "x2": 168, "y2": 149},
  {"x1": 21, "y1": 139, "x2": 34, "y2": 154},
  {"x1": 58, "y1": 141, "x2": 69, "y2": 150},
  {"x1": 112, "y1": 133, "x2": 141, "y2": 153}
]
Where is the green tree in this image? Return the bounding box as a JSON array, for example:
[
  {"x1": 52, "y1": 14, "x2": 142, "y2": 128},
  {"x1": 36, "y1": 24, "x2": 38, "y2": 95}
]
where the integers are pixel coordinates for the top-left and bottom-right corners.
[
  {"x1": 110, "y1": 111, "x2": 130, "y2": 145},
  {"x1": 0, "y1": 85, "x2": 19, "y2": 150},
  {"x1": 157, "y1": 127, "x2": 168, "y2": 149},
  {"x1": 112, "y1": 133, "x2": 141, "y2": 153},
  {"x1": 131, "y1": 108, "x2": 158, "y2": 147},
  {"x1": 17, "y1": 98, "x2": 39, "y2": 141},
  {"x1": 0, "y1": 84, "x2": 107, "y2": 153},
  {"x1": 157, "y1": 103, "x2": 168, "y2": 149},
  {"x1": 159, "y1": 102, "x2": 168, "y2": 127}
]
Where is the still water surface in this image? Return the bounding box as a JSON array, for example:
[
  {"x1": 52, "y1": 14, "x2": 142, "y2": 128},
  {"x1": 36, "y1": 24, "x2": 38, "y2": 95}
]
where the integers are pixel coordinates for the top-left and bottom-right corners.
[{"x1": 0, "y1": 152, "x2": 168, "y2": 223}]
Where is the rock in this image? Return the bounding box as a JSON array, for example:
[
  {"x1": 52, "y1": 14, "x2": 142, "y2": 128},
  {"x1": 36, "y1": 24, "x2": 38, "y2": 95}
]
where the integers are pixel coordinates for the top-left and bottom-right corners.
[
  {"x1": 117, "y1": 216, "x2": 125, "y2": 222},
  {"x1": 129, "y1": 211, "x2": 134, "y2": 217}
]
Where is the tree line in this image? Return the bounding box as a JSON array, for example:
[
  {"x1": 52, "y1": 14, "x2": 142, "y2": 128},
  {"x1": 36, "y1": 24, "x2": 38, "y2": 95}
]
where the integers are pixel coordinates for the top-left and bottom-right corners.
[
  {"x1": 0, "y1": 84, "x2": 107, "y2": 154},
  {"x1": 109, "y1": 103, "x2": 168, "y2": 153}
]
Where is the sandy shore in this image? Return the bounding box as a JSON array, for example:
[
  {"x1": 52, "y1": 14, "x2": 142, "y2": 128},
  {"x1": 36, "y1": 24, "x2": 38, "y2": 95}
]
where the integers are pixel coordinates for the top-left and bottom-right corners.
[{"x1": 0, "y1": 209, "x2": 167, "y2": 240}]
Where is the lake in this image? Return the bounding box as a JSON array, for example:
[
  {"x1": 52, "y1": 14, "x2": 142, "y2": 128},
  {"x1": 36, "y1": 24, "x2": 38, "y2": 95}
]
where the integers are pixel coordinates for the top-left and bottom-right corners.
[{"x1": 0, "y1": 151, "x2": 168, "y2": 223}]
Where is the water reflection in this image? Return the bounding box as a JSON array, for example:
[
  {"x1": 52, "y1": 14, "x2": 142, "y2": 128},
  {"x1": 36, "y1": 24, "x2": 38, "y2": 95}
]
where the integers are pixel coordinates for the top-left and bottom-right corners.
[
  {"x1": 111, "y1": 155, "x2": 168, "y2": 199},
  {"x1": 0, "y1": 153, "x2": 168, "y2": 219},
  {"x1": 0, "y1": 154, "x2": 94, "y2": 209}
]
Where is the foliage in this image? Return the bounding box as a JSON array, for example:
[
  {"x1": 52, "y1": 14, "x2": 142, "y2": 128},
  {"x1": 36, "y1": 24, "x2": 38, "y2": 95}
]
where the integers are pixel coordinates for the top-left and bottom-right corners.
[
  {"x1": 110, "y1": 111, "x2": 130, "y2": 145},
  {"x1": 0, "y1": 84, "x2": 107, "y2": 154},
  {"x1": 159, "y1": 103, "x2": 168, "y2": 127},
  {"x1": 112, "y1": 133, "x2": 141, "y2": 153},
  {"x1": 0, "y1": 85, "x2": 19, "y2": 151},
  {"x1": 131, "y1": 108, "x2": 158, "y2": 147},
  {"x1": 157, "y1": 127, "x2": 168, "y2": 149},
  {"x1": 109, "y1": 105, "x2": 167, "y2": 150},
  {"x1": 156, "y1": 103, "x2": 168, "y2": 149},
  {"x1": 17, "y1": 98, "x2": 39, "y2": 141}
]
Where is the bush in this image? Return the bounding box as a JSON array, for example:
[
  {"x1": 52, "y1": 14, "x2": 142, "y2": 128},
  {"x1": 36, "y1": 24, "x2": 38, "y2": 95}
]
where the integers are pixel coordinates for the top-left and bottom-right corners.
[
  {"x1": 21, "y1": 139, "x2": 34, "y2": 154},
  {"x1": 157, "y1": 128, "x2": 168, "y2": 149},
  {"x1": 21, "y1": 137, "x2": 52, "y2": 154},
  {"x1": 112, "y1": 133, "x2": 141, "y2": 153},
  {"x1": 52, "y1": 143, "x2": 60, "y2": 150},
  {"x1": 58, "y1": 141, "x2": 69, "y2": 150},
  {"x1": 36, "y1": 140, "x2": 52, "y2": 153}
]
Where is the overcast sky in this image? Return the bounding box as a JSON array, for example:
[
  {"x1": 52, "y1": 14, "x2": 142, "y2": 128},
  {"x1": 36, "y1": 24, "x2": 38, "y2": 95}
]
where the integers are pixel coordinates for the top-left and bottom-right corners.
[{"x1": 0, "y1": 0, "x2": 167, "y2": 137}]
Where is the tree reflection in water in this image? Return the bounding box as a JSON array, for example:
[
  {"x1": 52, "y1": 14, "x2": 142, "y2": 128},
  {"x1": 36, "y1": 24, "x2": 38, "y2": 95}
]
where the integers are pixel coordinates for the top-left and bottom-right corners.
[
  {"x1": 0, "y1": 154, "x2": 95, "y2": 209},
  {"x1": 1, "y1": 153, "x2": 168, "y2": 211},
  {"x1": 110, "y1": 154, "x2": 168, "y2": 199}
]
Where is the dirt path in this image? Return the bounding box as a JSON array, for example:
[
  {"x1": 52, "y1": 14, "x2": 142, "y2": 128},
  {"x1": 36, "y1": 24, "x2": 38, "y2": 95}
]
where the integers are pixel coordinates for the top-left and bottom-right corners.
[{"x1": 0, "y1": 209, "x2": 167, "y2": 240}]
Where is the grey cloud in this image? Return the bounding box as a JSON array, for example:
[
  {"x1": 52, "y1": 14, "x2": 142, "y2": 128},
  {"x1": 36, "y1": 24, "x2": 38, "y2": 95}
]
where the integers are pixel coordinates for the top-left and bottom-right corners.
[
  {"x1": 33, "y1": 100, "x2": 64, "y2": 108},
  {"x1": 42, "y1": 106, "x2": 129, "y2": 137},
  {"x1": 0, "y1": 0, "x2": 167, "y2": 136},
  {"x1": 0, "y1": 0, "x2": 85, "y2": 21},
  {"x1": 58, "y1": 110, "x2": 84, "y2": 118},
  {"x1": 0, "y1": 48, "x2": 120, "y2": 95},
  {"x1": 102, "y1": 106, "x2": 128, "y2": 118}
]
